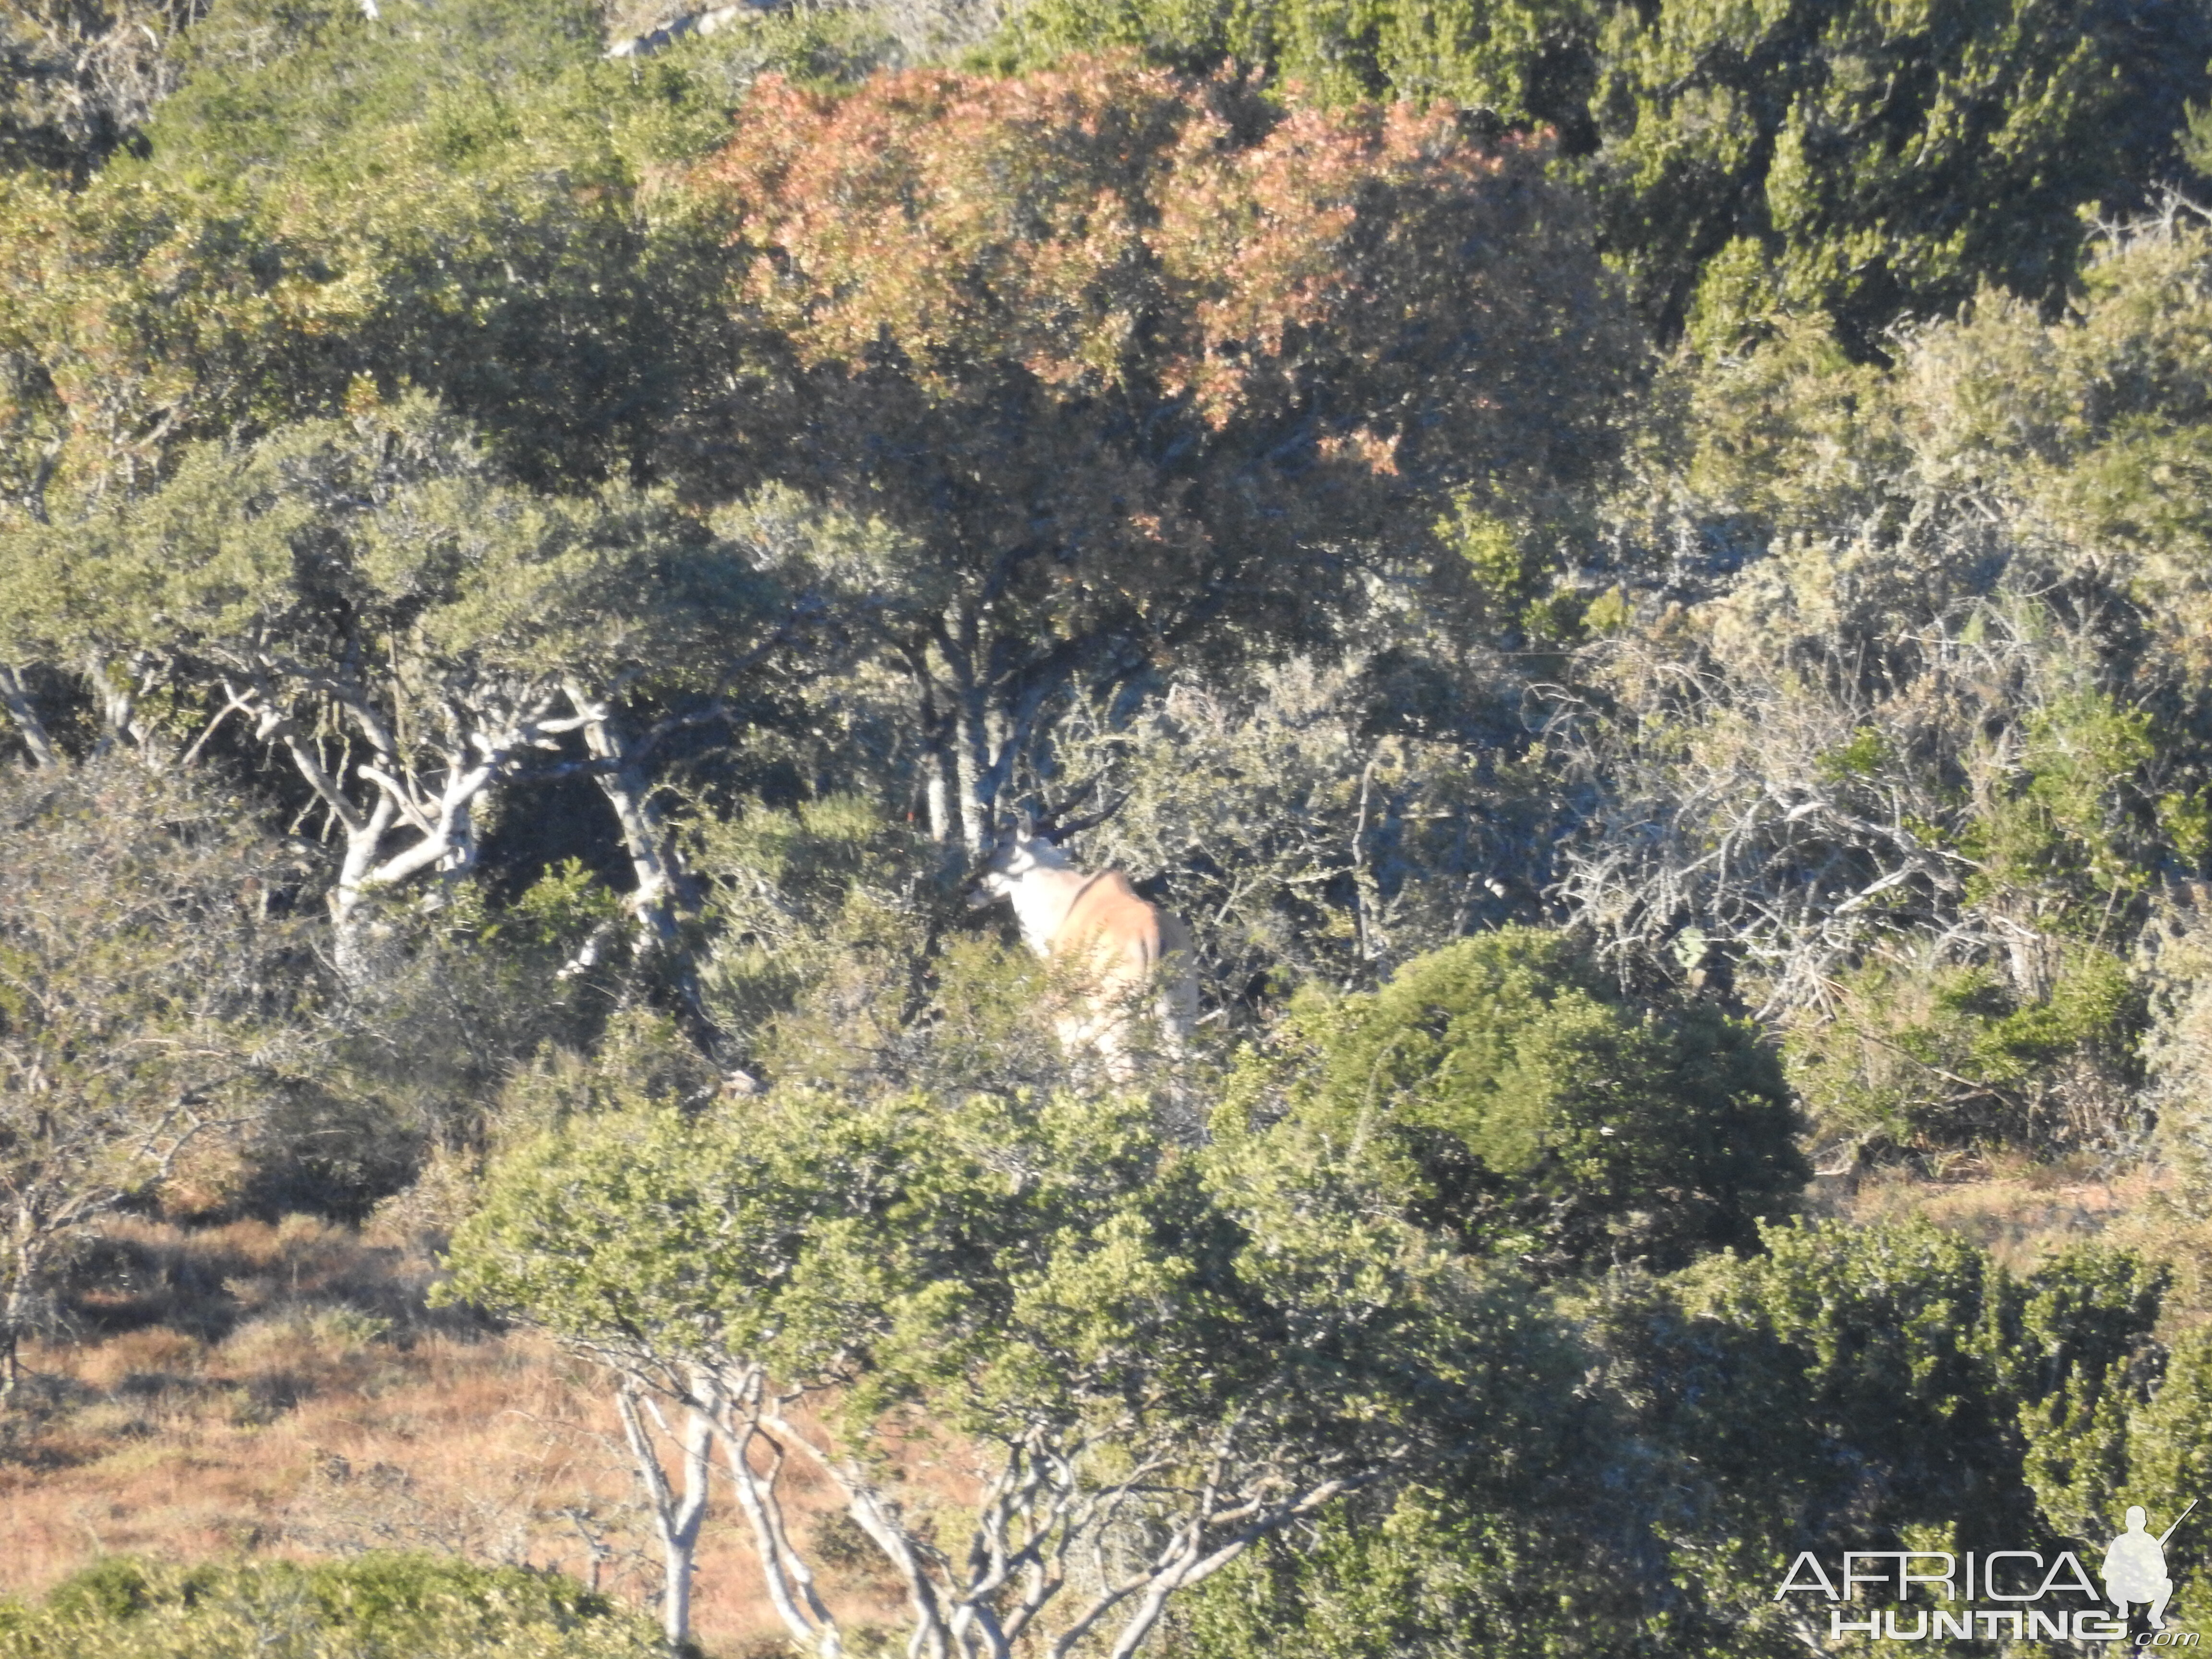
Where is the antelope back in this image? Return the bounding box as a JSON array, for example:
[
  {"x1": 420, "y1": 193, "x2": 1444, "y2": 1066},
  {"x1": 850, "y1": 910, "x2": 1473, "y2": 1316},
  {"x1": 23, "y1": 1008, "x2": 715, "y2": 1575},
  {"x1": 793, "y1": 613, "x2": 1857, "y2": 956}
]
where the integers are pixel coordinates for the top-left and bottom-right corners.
[{"x1": 1055, "y1": 869, "x2": 1169, "y2": 981}]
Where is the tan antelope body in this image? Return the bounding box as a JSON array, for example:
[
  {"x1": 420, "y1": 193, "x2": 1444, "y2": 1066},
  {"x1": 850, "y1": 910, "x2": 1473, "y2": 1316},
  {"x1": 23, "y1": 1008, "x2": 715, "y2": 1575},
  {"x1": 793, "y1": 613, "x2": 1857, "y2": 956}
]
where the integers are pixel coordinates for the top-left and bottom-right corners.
[{"x1": 971, "y1": 821, "x2": 1199, "y2": 1077}]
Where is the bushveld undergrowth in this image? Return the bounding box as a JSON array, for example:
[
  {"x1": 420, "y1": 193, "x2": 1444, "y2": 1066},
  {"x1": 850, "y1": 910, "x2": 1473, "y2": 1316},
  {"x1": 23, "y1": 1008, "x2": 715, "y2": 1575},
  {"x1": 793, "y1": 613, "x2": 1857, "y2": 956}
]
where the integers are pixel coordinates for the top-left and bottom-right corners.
[
  {"x1": 4, "y1": 1178, "x2": 2205, "y2": 1656},
  {"x1": 11, "y1": 0, "x2": 2212, "y2": 1652},
  {"x1": 0, "y1": 1217, "x2": 920, "y2": 1656}
]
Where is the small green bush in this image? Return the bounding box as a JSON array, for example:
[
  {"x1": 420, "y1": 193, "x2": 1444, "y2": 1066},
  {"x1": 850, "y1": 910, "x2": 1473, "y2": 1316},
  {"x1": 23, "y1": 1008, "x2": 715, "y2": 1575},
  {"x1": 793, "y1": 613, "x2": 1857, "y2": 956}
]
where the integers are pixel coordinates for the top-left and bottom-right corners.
[
  {"x1": 1235, "y1": 928, "x2": 1805, "y2": 1268},
  {"x1": 0, "y1": 1555, "x2": 666, "y2": 1659}
]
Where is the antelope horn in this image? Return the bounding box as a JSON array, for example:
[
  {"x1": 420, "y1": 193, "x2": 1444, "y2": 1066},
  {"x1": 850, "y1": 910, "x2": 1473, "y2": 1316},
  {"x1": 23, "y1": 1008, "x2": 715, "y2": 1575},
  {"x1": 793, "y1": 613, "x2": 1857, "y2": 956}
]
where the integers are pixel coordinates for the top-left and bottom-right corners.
[
  {"x1": 1037, "y1": 777, "x2": 1096, "y2": 817},
  {"x1": 1021, "y1": 779, "x2": 1089, "y2": 841},
  {"x1": 1036, "y1": 787, "x2": 1128, "y2": 844}
]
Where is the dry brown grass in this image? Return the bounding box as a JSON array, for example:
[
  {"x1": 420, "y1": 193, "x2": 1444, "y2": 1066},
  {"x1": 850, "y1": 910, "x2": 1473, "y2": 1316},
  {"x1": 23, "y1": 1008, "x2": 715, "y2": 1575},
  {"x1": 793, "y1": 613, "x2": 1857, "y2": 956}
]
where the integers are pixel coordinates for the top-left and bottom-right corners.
[
  {"x1": 1815, "y1": 1153, "x2": 2148, "y2": 1272},
  {"x1": 1811, "y1": 1154, "x2": 2212, "y2": 1335},
  {"x1": 0, "y1": 1215, "x2": 908, "y2": 1657}
]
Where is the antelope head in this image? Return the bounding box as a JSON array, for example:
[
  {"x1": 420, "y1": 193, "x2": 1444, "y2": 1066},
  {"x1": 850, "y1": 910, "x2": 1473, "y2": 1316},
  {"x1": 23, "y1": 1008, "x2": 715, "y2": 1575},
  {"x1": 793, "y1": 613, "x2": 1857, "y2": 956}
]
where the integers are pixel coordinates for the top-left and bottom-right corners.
[
  {"x1": 967, "y1": 811, "x2": 1070, "y2": 909},
  {"x1": 966, "y1": 785, "x2": 1126, "y2": 910}
]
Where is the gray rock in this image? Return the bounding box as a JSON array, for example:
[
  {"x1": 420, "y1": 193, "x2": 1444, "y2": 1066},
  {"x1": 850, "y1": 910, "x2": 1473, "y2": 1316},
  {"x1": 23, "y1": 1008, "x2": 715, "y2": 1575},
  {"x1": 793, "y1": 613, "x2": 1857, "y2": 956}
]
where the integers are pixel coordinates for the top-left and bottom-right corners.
[{"x1": 604, "y1": 2, "x2": 767, "y2": 58}]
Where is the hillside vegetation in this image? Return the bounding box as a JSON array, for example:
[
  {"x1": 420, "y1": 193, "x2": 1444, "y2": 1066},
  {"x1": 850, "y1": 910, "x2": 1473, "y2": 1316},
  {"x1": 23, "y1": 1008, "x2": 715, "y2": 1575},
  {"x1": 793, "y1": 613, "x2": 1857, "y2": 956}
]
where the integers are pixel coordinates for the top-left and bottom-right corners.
[{"x1": 7, "y1": 0, "x2": 2212, "y2": 1652}]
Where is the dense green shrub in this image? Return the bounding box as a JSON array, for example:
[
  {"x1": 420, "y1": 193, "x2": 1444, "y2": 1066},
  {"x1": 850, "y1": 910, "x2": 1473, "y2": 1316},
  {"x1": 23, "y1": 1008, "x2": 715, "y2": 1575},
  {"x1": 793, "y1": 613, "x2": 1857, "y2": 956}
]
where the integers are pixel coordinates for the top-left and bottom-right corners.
[
  {"x1": 2125, "y1": 1325, "x2": 2212, "y2": 1629},
  {"x1": 1172, "y1": 1488, "x2": 1671, "y2": 1659},
  {"x1": 991, "y1": 0, "x2": 2212, "y2": 349},
  {"x1": 1678, "y1": 1224, "x2": 2164, "y2": 1538},
  {"x1": 0, "y1": 1556, "x2": 665, "y2": 1659},
  {"x1": 1174, "y1": 1220, "x2": 2172, "y2": 1659},
  {"x1": 1230, "y1": 928, "x2": 1805, "y2": 1268},
  {"x1": 1558, "y1": 223, "x2": 2212, "y2": 1163}
]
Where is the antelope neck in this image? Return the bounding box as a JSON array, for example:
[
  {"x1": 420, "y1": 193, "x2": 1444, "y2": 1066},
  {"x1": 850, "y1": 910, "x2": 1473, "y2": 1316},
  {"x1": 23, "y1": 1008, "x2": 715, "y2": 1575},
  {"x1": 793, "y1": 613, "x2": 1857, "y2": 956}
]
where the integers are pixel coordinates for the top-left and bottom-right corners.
[{"x1": 1006, "y1": 866, "x2": 1107, "y2": 956}]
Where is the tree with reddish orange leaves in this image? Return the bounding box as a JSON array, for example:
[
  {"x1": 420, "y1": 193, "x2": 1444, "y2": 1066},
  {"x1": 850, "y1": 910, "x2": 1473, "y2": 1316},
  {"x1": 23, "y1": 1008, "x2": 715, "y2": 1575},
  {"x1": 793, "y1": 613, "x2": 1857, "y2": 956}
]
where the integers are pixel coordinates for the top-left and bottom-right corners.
[{"x1": 685, "y1": 57, "x2": 1637, "y2": 849}]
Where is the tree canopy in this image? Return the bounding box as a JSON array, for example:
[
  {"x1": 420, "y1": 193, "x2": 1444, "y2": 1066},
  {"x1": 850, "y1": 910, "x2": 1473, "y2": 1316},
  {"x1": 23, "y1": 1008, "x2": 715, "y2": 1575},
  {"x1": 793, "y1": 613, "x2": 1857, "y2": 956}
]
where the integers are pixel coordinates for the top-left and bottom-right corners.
[
  {"x1": 681, "y1": 56, "x2": 1638, "y2": 843},
  {"x1": 996, "y1": 0, "x2": 2212, "y2": 350}
]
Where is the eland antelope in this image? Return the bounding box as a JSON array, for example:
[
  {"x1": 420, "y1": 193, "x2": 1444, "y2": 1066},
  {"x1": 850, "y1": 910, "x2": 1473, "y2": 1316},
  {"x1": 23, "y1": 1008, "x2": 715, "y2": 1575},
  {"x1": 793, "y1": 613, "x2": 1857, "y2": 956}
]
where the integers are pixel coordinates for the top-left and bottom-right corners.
[{"x1": 969, "y1": 800, "x2": 1199, "y2": 1079}]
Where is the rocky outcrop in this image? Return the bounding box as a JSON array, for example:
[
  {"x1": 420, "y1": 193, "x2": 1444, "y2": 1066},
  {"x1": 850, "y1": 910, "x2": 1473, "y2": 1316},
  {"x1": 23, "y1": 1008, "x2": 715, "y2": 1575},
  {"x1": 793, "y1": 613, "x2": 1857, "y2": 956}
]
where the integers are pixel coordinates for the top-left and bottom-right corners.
[{"x1": 604, "y1": 3, "x2": 769, "y2": 58}]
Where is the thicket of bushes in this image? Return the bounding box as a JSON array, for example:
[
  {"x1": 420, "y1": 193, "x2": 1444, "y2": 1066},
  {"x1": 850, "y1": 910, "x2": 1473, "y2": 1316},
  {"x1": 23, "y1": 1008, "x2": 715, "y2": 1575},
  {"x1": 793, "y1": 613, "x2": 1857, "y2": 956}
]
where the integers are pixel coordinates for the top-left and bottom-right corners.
[{"x1": 7, "y1": 0, "x2": 2212, "y2": 1649}]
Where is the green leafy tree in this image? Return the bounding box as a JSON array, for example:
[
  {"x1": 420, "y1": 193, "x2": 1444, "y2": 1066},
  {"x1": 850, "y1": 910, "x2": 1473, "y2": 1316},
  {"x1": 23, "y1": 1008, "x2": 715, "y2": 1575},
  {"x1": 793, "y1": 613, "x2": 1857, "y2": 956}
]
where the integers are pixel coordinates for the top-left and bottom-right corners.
[
  {"x1": 0, "y1": 0, "x2": 756, "y2": 517},
  {"x1": 0, "y1": 402, "x2": 570, "y2": 972},
  {"x1": 445, "y1": 1081, "x2": 1572, "y2": 1657},
  {"x1": 0, "y1": 398, "x2": 794, "y2": 981}
]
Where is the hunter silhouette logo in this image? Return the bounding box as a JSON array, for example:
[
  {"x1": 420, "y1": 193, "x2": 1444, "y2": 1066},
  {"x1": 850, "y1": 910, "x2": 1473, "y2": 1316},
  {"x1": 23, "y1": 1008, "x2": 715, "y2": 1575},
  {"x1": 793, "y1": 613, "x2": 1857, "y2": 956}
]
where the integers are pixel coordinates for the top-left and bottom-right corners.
[
  {"x1": 1774, "y1": 1500, "x2": 2200, "y2": 1644},
  {"x1": 2104, "y1": 1503, "x2": 2195, "y2": 1632}
]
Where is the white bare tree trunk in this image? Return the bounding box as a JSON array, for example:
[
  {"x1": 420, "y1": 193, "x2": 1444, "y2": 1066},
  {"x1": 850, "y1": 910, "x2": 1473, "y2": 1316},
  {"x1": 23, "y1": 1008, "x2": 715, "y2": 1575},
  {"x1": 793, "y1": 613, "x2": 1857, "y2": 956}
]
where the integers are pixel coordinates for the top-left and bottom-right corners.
[
  {"x1": 615, "y1": 1378, "x2": 716, "y2": 1649},
  {"x1": 0, "y1": 664, "x2": 56, "y2": 768},
  {"x1": 681, "y1": 1364, "x2": 1368, "y2": 1659},
  {"x1": 240, "y1": 675, "x2": 578, "y2": 983},
  {"x1": 565, "y1": 685, "x2": 686, "y2": 953},
  {"x1": 709, "y1": 1369, "x2": 846, "y2": 1658}
]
